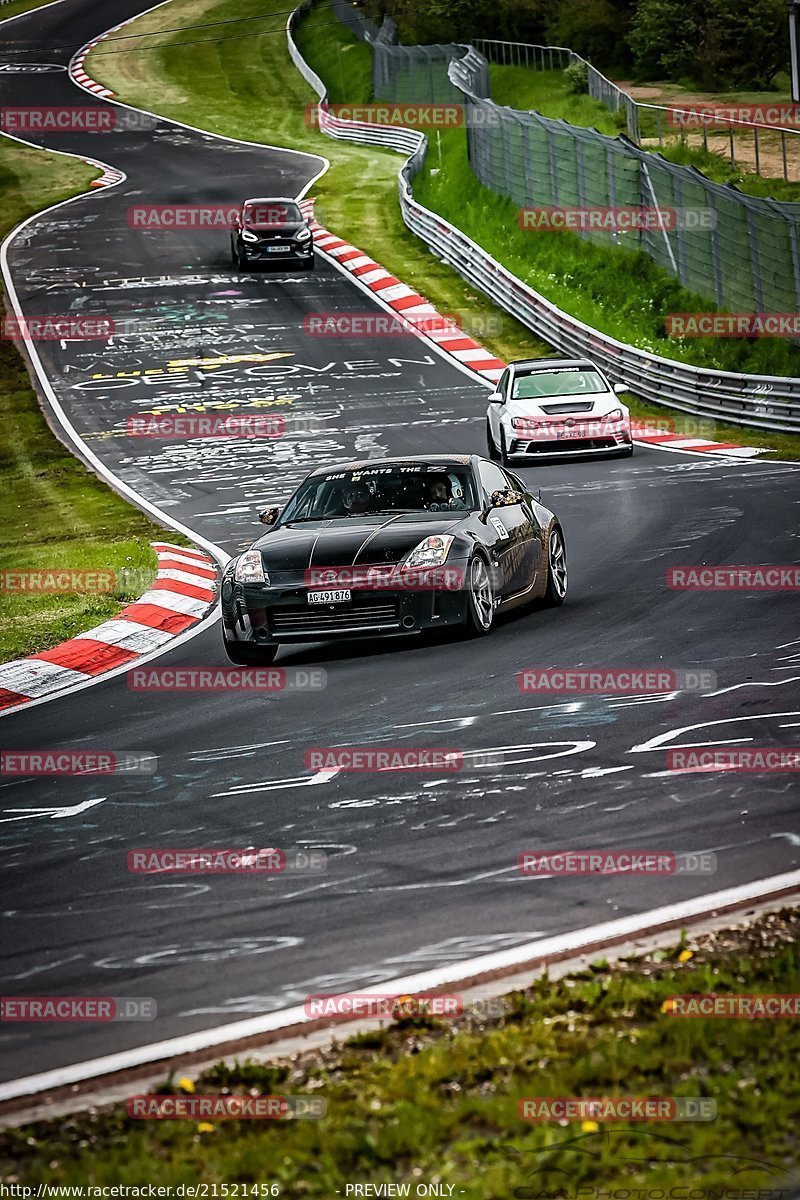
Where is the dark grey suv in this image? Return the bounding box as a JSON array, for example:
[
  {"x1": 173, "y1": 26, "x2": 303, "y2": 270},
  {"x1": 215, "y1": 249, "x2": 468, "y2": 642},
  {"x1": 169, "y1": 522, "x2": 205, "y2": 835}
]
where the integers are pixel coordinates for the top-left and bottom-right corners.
[{"x1": 230, "y1": 196, "x2": 314, "y2": 271}]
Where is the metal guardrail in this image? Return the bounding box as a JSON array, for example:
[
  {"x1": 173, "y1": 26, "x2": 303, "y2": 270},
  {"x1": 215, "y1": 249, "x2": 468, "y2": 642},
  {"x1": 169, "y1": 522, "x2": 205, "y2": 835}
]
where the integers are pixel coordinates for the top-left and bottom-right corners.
[{"x1": 287, "y1": 2, "x2": 800, "y2": 433}]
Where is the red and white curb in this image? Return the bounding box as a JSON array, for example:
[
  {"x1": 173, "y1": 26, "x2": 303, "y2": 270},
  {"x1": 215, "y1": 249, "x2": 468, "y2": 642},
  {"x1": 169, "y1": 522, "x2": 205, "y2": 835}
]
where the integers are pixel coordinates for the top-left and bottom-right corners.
[
  {"x1": 88, "y1": 163, "x2": 124, "y2": 188},
  {"x1": 629, "y1": 426, "x2": 764, "y2": 458},
  {"x1": 0, "y1": 544, "x2": 217, "y2": 714},
  {"x1": 301, "y1": 199, "x2": 765, "y2": 459},
  {"x1": 70, "y1": 29, "x2": 117, "y2": 99},
  {"x1": 299, "y1": 199, "x2": 506, "y2": 384}
]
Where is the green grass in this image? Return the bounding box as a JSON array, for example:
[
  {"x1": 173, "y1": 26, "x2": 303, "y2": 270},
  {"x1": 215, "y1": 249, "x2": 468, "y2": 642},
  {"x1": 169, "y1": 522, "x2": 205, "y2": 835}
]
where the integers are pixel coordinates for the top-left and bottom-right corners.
[
  {"x1": 414, "y1": 129, "x2": 800, "y2": 449},
  {"x1": 85, "y1": 0, "x2": 799, "y2": 462},
  {"x1": 2, "y1": 910, "x2": 798, "y2": 1193},
  {"x1": 492, "y1": 66, "x2": 623, "y2": 136},
  {"x1": 0, "y1": 140, "x2": 181, "y2": 662},
  {"x1": 490, "y1": 66, "x2": 800, "y2": 202},
  {"x1": 0, "y1": 0, "x2": 64, "y2": 22},
  {"x1": 295, "y1": 0, "x2": 373, "y2": 105}
]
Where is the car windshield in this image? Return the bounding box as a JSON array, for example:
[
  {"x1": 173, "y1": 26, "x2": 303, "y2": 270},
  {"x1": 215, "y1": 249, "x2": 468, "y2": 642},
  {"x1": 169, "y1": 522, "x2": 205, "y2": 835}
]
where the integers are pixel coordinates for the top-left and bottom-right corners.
[
  {"x1": 512, "y1": 368, "x2": 607, "y2": 399},
  {"x1": 243, "y1": 201, "x2": 302, "y2": 228},
  {"x1": 280, "y1": 465, "x2": 478, "y2": 522}
]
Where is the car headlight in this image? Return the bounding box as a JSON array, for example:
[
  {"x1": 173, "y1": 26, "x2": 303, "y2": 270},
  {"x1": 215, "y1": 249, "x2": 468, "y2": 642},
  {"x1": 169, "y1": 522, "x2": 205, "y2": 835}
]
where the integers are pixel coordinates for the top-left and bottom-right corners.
[
  {"x1": 241, "y1": 230, "x2": 259, "y2": 244},
  {"x1": 295, "y1": 227, "x2": 312, "y2": 242},
  {"x1": 234, "y1": 550, "x2": 268, "y2": 584},
  {"x1": 401, "y1": 534, "x2": 454, "y2": 569},
  {"x1": 603, "y1": 408, "x2": 625, "y2": 423},
  {"x1": 512, "y1": 417, "x2": 540, "y2": 430}
]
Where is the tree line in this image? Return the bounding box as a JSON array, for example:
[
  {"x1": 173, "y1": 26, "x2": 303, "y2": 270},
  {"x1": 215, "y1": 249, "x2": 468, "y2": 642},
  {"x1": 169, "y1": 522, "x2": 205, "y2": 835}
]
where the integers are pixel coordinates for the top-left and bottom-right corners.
[{"x1": 362, "y1": 0, "x2": 790, "y2": 90}]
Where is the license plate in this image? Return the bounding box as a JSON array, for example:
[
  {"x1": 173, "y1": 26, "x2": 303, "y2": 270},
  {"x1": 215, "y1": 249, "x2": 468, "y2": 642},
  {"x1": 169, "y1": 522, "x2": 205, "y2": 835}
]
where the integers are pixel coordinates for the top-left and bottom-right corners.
[
  {"x1": 267, "y1": 245, "x2": 291, "y2": 253},
  {"x1": 556, "y1": 427, "x2": 582, "y2": 439},
  {"x1": 307, "y1": 589, "x2": 351, "y2": 604}
]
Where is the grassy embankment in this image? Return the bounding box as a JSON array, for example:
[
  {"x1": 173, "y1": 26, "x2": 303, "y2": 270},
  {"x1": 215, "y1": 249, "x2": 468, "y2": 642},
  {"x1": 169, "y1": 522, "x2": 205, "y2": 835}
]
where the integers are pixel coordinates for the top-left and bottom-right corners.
[
  {"x1": 1, "y1": 910, "x2": 798, "y2": 1194},
  {"x1": 0, "y1": 142, "x2": 179, "y2": 661}
]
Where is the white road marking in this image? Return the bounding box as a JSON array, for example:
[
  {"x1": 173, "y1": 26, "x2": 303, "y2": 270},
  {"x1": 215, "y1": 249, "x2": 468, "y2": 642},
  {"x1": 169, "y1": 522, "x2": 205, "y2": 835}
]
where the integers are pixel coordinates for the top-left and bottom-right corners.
[
  {"x1": 3, "y1": 869, "x2": 798, "y2": 1102},
  {"x1": 629, "y1": 711, "x2": 800, "y2": 754},
  {"x1": 705, "y1": 676, "x2": 800, "y2": 697},
  {"x1": 0, "y1": 797, "x2": 106, "y2": 824},
  {"x1": 212, "y1": 768, "x2": 340, "y2": 797}
]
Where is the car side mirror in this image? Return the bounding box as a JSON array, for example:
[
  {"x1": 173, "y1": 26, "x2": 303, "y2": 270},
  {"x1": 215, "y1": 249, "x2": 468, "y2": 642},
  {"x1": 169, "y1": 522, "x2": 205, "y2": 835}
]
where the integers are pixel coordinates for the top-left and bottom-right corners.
[
  {"x1": 488, "y1": 488, "x2": 524, "y2": 509},
  {"x1": 488, "y1": 391, "x2": 504, "y2": 404},
  {"x1": 258, "y1": 506, "x2": 280, "y2": 525},
  {"x1": 613, "y1": 383, "x2": 627, "y2": 394}
]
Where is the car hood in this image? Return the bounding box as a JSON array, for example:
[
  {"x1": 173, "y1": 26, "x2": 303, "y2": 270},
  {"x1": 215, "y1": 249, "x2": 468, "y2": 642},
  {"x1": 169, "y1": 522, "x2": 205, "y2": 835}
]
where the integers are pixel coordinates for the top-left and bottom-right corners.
[
  {"x1": 245, "y1": 221, "x2": 306, "y2": 236},
  {"x1": 505, "y1": 392, "x2": 621, "y2": 418},
  {"x1": 253, "y1": 513, "x2": 468, "y2": 571}
]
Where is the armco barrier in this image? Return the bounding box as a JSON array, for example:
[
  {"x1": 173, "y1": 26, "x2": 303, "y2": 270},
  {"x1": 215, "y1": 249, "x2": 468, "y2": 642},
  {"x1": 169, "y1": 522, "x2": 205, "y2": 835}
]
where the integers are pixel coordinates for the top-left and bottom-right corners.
[{"x1": 287, "y1": 1, "x2": 800, "y2": 433}]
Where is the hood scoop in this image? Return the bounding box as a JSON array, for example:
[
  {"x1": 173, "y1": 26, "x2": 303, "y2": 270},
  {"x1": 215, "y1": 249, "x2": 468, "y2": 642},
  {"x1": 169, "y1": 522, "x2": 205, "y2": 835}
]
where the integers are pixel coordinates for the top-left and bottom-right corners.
[{"x1": 539, "y1": 401, "x2": 596, "y2": 414}]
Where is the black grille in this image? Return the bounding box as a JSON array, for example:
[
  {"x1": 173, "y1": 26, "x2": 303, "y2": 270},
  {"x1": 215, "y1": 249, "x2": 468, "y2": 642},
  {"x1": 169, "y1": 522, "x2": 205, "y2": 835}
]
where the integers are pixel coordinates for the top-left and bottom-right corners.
[
  {"x1": 539, "y1": 401, "x2": 595, "y2": 414},
  {"x1": 513, "y1": 437, "x2": 617, "y2": 454},
  {"x1": 270, "y1": 601, "x2": 400, "y2": 636}
]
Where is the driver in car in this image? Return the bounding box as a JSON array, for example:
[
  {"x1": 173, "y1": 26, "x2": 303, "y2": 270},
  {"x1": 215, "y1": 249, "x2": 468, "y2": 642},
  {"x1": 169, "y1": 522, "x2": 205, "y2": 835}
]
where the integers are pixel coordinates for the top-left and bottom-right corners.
[
  {"x1": 341, "y1": 482, "x2": 371, "y2": 515},
  {"x1": 426, "y1": 475, "x2": 467, "y2": 511}
]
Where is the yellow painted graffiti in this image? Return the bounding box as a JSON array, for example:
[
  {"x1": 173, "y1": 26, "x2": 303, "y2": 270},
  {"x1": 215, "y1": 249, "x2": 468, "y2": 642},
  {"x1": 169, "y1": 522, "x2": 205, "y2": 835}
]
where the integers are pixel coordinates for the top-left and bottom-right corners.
[
  {"x1": 166, "y1": 352, "x2": 294, "y2": 368},
  {"x1": 140, "y1": 396, "x2": 300, "y2": 415},
  {"x1": 88, "y1": 351, "x2": 294, "y2": 381}
]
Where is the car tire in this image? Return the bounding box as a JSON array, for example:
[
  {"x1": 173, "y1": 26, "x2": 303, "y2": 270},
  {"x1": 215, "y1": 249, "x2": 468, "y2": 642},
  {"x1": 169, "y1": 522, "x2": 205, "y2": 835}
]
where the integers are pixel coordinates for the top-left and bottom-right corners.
[
  {"x1": 236, "y1": 247, "x2": 249, "y2": 272},
  {"x1": 302, "y1": 257, "x2": 315, "y2": 271},
  {"x1": 499, "y1": 427, "x2": 510, "y2": 466},
  {"x1": 619, "y1": 445, "x2": 634, "y2": 457},
  {"x1": 463, "y1": 553, "x2": 495, "y2": 637},
  {"x1": 230, "y1": 240, "x2": 238, "y2": 267},
  {"x1": 223, "y1": 636, "x2": 278, "y2": 665},
  {"x1": 486, "y1": 418, "x2": 500, "y2": 461},
  {"x1": 542, "y1": 524, "x2": 568, "y2": 606}
]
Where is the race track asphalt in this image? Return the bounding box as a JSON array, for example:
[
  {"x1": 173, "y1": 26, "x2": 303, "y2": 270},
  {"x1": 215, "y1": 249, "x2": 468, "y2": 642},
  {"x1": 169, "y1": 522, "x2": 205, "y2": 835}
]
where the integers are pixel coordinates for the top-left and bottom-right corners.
[{"x1": 1, "y1": 0, "x2": 799, "y2": 1084}]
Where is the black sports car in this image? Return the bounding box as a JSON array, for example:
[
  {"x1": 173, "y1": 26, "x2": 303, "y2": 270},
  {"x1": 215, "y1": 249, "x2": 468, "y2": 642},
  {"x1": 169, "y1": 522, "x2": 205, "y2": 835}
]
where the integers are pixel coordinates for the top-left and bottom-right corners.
[
  {"x1": 230, "y1": 196, "x2": 314, "y2": 271},
  {"x1": 221, "y1": 455, "x2": 567, "y2": 664}
]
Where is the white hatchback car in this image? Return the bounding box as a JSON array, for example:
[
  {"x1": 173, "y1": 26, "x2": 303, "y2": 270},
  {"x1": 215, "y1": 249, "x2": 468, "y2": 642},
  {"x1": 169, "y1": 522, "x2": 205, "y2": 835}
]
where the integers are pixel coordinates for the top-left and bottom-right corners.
[{"x1": 486, "y1": 357, "x2": 633, "y2": 463}]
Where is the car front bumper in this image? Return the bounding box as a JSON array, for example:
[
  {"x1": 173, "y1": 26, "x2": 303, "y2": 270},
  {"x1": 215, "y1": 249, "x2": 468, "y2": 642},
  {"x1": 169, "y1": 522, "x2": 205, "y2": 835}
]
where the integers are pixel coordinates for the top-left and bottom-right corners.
[
  {"x1": 241, "y1": 241, "x2": 313, "y2": 267},
  {"x1": 505, "y1": 422, "x2": 632, "y2": 458},
  {"x1": 221, "y1": 562, "x2": 472, "y2": 645}
]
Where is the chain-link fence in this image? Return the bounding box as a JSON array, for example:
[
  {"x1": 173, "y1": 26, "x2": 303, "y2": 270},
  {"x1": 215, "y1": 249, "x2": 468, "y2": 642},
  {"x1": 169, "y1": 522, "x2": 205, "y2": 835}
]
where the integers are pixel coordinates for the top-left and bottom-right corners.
[
  {"x1": 330, "y1": 2, "x2": 465, "y2": 102},
  {"x1": 449, "y1": 48, "x2": 800, "y2": 315},
  {"x1": 372, "y1": 41, "x2": 467, "y2": 103},
  {"x1": 326, "y1": 6, "x2": 800, "y2": 316},
  {"x1": 475, "y1": 38, "x2": 800, "y2": 184},
  {"x1": 288, "y1": 0, "x2": 800, "y2": 429}
]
